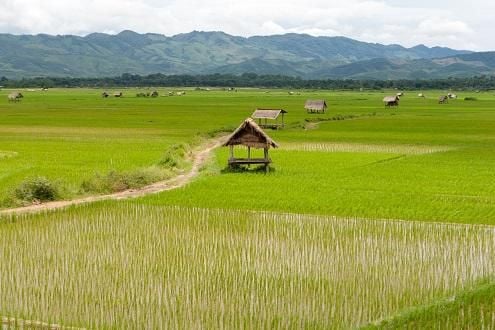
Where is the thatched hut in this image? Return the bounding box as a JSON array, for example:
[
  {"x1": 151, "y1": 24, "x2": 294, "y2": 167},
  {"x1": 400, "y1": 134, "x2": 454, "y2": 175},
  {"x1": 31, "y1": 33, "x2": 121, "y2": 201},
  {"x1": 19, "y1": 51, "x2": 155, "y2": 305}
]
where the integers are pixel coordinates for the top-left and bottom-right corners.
[
  {"x1": 439, "y1": 95, "x2": 449, "y2": 104},
  {"x1": 114, "y1": 92, "x2": 123, "y2": 97},
  {"x1": 223, "y1": 118, "x2": 278, "y2": 172},
  {"x1": 383, "y1": 96, "x2": 399, "y2": 107},
  {"x1": 7, "y1": 92, "x2": 23, "y2": 102},
  {"x1": 305, "y1": 100, "x2": 327, "y2": 113},
  {"x1": 251, "y1": 108, "x2": 287, "y2": 129}
]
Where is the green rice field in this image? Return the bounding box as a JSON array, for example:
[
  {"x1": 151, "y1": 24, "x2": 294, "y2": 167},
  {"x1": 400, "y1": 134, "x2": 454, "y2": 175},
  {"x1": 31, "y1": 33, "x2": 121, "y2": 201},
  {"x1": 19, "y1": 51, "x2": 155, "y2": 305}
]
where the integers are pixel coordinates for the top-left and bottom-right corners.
[{"x1": 1, "y1": 88, "x2": 494, "y2": 328}]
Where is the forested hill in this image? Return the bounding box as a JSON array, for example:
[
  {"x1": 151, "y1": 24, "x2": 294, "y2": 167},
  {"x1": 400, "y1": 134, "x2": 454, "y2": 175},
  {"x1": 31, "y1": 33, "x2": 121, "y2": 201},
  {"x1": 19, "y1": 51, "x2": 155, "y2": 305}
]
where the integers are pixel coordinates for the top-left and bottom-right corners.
[{"x1": 1, "y1": 30, "x2": 487, "y2": 79}]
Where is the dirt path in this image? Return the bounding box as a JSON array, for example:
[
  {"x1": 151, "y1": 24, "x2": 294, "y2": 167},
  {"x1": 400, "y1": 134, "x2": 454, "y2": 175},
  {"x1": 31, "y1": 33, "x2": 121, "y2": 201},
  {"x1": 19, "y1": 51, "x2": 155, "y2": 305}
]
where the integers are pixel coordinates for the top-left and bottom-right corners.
[{"x1": 0, "y1": 136, "x2": 226, "y2": 216}]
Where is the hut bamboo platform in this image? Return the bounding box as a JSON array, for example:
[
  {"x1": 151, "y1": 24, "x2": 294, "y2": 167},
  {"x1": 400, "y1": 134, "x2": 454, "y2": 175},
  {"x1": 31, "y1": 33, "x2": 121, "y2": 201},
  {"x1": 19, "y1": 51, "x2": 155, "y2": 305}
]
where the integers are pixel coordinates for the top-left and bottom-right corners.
[{"x1": 223, "y1": 118, "x2": 279, "y2": 172}]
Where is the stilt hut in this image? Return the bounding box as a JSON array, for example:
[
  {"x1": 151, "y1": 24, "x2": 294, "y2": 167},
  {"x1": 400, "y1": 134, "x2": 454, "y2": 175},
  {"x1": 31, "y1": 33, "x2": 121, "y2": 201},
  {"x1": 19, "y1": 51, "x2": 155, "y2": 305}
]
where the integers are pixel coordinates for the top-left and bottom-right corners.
[
  {"x1": 251, "y1": 108, "x2": 287, "y2": 129},
  {"x1": 305, "y1": 100, "x2": 327, "y2": 113},
  {"x1": 383, "y1": 96, "x2": 400, "y2": 107},
  {"x1": 438, "y1": 95, "x2": 449, "y2": 104},
  {"x1": 224, "y1": 118, "x2": 279, "y2": 172}
]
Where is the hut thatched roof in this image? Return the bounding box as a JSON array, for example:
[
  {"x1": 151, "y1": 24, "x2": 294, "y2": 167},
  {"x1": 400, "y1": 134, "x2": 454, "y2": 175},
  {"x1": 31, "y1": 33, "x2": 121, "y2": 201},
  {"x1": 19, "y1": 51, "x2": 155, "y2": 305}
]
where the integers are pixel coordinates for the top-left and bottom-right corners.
[
  {"x1": 304, "y1": 100, "x2": 327, "y2": 110},
  {"x1": 383, "y1": 96, "x2": 399, "y2": 103},
  {"x1": 251, "y1": 108, "x2": 287, "y2": 120},
  {"x1": 223, "y1": 118, "x2": 279, "y2": 149}
]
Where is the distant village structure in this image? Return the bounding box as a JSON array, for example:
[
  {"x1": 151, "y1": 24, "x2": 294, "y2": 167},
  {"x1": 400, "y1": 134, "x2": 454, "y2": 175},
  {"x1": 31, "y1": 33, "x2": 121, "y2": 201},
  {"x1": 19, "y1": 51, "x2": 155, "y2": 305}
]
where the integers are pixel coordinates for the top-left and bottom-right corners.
[
  {"x1": 7, "y1": 92, "x2": 23, "y2": 102},
  {"x1": 383, "y1": 96, "x2": 400, "y2": 107},
  {"x1": 223, "y1": 118, "x2": 279, "y2": 172},
  {"x1": 439, "y1": 95, "x2": 449, "y2": 104},
  {"x1": 305, "y1": 100, "x2": 327, "y2": 113},
  {"x1": 251, "y1": 108, "x2": 287, "y2": 129}
]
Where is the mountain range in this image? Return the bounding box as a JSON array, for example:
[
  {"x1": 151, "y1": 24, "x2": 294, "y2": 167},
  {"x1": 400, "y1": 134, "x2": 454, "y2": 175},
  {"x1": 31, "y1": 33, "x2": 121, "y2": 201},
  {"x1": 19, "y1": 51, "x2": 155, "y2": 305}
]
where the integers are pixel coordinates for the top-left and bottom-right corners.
[{"x1": 0, "y1": 30, "x2": 494, "y2": 79}]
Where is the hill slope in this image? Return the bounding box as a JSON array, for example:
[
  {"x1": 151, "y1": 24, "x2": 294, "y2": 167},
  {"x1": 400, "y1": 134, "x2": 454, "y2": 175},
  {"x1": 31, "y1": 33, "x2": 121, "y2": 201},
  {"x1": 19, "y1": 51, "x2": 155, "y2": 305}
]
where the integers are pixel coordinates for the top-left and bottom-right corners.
[{"x1": 0, "y1": 30, "x2": 478, "y2": 79}]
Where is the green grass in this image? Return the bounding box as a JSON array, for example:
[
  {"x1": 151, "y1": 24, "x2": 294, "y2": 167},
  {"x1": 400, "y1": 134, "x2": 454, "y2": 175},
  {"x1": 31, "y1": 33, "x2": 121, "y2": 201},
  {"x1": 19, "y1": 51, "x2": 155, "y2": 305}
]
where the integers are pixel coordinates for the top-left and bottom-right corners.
[
  {"x1": 2, "y1": 88, "x2": 495, "y2": 224},
  {"x1": 1, "y1": 88, "x2": 495, "y2": 327},
  {"x1": 362, "y1": 279, "x2": 495, "y2": 329}
]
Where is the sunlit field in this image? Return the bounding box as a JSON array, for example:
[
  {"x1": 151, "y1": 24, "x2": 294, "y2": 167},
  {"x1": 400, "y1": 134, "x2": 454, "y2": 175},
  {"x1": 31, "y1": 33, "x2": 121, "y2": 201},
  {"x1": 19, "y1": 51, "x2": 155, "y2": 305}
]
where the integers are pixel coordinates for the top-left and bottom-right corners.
[
  {"x1": 1, "y1": 88, "x2": 495, "y2": 328},
  {"x1": 1, "y1": 204, "x2": 494, "y2": 328}
]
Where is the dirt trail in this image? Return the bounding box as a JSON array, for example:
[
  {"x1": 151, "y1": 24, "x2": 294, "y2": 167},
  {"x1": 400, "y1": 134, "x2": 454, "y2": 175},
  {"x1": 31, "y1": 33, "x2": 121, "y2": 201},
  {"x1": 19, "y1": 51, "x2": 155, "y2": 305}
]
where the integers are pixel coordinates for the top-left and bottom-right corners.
[{"x1": 0, "y1": 136, "x2": 226, "y2": 216}]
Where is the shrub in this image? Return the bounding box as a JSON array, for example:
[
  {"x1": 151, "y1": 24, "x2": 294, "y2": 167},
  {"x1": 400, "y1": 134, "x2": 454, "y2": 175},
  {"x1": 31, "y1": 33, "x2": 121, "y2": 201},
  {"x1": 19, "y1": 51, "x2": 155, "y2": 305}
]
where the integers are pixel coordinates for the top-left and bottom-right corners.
[
  {"x1": 464, "y1": 97, "x2": 477, "y2": 101},
  {"x1": 159, "y1": 143, "x2": 189, "y2": 168},
  {"x1": 14, "y1": 177, "x2": 59, "y2": 203},
  {"x1": 81, "y1": 167, "x2": 167, "y2": 194}
]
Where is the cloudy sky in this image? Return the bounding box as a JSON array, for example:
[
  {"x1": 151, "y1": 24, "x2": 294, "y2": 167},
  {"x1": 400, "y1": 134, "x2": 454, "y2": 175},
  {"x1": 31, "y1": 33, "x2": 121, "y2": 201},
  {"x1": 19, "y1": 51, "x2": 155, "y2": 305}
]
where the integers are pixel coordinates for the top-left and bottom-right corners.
[{"x1": 0, "y1": 0, "x2": 493, "y2": 50}]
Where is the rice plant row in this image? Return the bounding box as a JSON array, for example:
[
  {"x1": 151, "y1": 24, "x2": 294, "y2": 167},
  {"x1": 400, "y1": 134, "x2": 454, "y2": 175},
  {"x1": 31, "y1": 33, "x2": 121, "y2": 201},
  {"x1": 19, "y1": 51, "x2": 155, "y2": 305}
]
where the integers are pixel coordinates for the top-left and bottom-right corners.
[
  {"x1": 282, "y1": 143, "x2": 455, "y2": 155},
  {"x1": 0, "y1": 204, "x2": 493, "y2": 328}
]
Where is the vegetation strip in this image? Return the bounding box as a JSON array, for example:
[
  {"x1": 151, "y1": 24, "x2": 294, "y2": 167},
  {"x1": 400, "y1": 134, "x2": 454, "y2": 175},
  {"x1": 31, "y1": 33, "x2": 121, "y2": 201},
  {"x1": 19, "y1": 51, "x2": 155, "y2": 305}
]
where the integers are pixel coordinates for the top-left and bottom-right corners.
[
  {"x1": 362, "y1": 280, "x2": 495, "y2": 329},
  {"x1": 1, "y1": 316, "x2": 84, "y2": 330},
  {"x1": 0, "y1": 136, "x2": 225, "y2": 216},
  {"x1": 282, "y1": 143, "x2": 455, "y2": 155}
]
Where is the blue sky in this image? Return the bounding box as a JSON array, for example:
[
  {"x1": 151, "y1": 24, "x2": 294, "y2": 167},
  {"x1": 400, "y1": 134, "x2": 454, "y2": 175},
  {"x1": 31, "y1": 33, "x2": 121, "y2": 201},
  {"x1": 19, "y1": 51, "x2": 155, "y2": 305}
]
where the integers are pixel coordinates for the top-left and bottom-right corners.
[{"x1": 0, "y1": 0, "x2": 492, "y2": 50}]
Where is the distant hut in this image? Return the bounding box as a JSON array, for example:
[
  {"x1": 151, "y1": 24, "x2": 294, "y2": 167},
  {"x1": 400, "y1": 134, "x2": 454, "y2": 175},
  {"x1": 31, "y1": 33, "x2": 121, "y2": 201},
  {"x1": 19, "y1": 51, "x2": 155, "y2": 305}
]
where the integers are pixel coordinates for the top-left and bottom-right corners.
[
  {"x1": 102, "y1": 92, "x2": 109, "y2": 98},
  {"x1": 448, "y1": 93, "x2": 457, "y2": 99},
  {"x1": 114, "y1": 92, "x2": 123, "y2": 97},
  {"x1": 305, "y1": 100, "x2": 327, "y2": 113},
  {"x1": 151, "y1": 91, "x2": 159, "y2": 97},
  {"x1": 383, "y1": 96, "x2": 399, "y2": 107},
  {"x1": 7, "y1": 92, "x2": 23, "y2": 102},
  {"x1": 223, "y1": 118, "x2": 279, "y2": 172},
  {"x1": 251, "y1": 108, "x2": 287, "y2": 129},
  {"x1": 439, "y1": 95, "x2": 449, "y2": 104},
  {"x1": 418, "y1": 93, "x2": 425, "y2": 98},
  {"x1": 397, "y1": 92, "x2": 404, "y2": 97}
]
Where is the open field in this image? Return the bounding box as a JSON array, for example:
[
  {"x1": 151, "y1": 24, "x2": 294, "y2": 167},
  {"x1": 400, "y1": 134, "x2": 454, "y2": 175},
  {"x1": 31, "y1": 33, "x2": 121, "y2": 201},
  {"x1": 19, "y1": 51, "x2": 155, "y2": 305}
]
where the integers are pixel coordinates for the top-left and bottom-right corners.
[
  {"x1": 1, "y1": 204, "x2": 494, "y2": 328},
  {"x1": 1, "y1": 88, "x2": 495, "y2": 327},
  {"x1": 1, "y1": 88, "x2": 495, "y2": 223}
]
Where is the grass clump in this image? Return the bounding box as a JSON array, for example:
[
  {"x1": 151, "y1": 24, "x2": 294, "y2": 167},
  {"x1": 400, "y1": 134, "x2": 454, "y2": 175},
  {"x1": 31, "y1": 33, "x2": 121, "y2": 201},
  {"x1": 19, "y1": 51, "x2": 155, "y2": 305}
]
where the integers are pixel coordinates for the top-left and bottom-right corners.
[
  {"x1": 14, "y1": 177, "x2": 60, "y2": 204},
  {"x1": 158, "y1": 143, "x2": 190, "y2": 168},
  {"x1": 81, "y1": 167, "x2": 167, "y2": 194},
  {"x1": 464, "y1": 97, "x2": 478, "y2": 101},
  {"x1": 81, "y1": 143, "x2": 192, "y2": 194}
]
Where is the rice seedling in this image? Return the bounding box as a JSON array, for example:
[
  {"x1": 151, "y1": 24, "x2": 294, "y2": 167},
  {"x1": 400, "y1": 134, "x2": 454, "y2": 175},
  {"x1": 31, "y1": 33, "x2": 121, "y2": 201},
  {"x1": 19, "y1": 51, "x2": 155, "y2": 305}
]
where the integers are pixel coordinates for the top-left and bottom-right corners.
[
  {"x1": 282, "y1": 142, "x2": 455, "y2": 155},
  {"x1": 0, "y1": 151, "x2": 17, "y2": 160},
  {"x1": 0, "y1": 204, "x2": 493, "y2": 328}
]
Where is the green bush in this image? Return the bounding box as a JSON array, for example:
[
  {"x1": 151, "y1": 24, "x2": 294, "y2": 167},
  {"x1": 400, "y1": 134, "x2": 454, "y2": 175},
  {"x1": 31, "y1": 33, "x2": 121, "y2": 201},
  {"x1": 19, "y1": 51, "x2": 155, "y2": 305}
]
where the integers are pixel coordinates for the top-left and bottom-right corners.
[
  {"x1": 464, "y1": 97, "x2": 478, "y2": 101},
  {"x1": 81, "y1": 167, "x2": 166, "y2": 194},
  {"x1": 159, "y1": 143, "x2": 189, "y2": 168},
  {"x1": 15, "y1": 177, "x2": 59, "y2": 202}
]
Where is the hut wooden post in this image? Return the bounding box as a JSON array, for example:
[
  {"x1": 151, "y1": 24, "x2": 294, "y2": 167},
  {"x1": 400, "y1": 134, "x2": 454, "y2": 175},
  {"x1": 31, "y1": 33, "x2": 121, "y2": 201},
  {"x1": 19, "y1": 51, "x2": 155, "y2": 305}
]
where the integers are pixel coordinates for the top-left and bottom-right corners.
[
  {"x1": 263, "y1": 147, "x2": 269, "y2": 172},
  {"x1": 247, "y1": 146, "x2": 251, "y2": 168},
  {"x1": 281, "y1": 113, "x2": 285, "y2": 128}
]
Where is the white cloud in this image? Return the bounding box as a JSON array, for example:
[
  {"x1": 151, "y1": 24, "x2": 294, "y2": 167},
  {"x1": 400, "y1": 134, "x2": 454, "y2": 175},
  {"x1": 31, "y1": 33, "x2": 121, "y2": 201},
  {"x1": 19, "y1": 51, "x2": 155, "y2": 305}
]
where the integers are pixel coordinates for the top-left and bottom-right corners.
[{"x1": 0, "y1": 0, "x2": 492, "y2": 50}]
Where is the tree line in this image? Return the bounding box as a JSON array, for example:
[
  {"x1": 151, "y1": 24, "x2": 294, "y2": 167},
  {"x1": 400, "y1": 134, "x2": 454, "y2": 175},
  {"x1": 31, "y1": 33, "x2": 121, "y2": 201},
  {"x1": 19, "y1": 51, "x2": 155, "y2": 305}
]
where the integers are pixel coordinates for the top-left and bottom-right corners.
[{"x1": 1, "y1": 73, "x2": 495, "y2": 90}]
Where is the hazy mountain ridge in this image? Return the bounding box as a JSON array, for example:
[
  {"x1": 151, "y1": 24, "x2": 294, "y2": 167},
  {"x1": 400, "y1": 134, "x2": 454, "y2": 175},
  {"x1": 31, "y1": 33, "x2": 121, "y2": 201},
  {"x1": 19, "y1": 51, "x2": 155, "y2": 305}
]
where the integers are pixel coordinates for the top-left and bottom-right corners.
[{"x1": 0, "y1": 30, "x2": 490, "y2": 79}]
